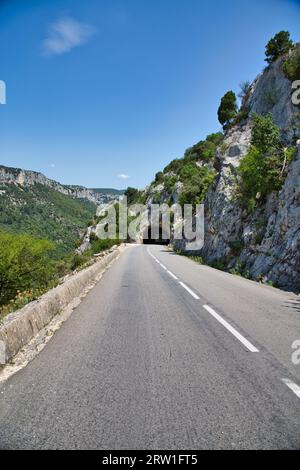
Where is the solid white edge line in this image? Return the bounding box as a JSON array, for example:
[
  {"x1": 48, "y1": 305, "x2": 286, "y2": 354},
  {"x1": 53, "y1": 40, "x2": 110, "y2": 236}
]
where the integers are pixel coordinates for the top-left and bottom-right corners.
[
  {"x1": 160, "y1": 263, "x2": 167, "y2": 270},
  {"x1": 203, "y1": 305, "x2": 259, "y2": 353},
  {"x1": 282, "y1": 378, "x2": 300, "y2": 398},
  {"x1": 167, "y1": 270, "x2": 178, "y2": 280},
  {"x1": 179, "y1": 281, "x2": 200, "y2": 300}
]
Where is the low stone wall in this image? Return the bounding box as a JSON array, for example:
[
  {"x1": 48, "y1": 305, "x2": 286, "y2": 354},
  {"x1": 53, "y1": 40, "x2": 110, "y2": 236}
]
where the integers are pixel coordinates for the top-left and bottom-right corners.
[{"x1": 0, "y1": 247, "x2": 120, "y2": 365}]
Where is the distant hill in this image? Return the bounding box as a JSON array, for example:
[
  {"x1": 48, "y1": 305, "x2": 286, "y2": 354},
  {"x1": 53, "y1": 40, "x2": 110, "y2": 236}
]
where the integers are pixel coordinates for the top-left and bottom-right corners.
[
  {"x1": 0, "y1": 165, "x2": 121, "y2": 255},
  {"x1": 90, "y1": 188, "x2": 125, "y2": 196}
]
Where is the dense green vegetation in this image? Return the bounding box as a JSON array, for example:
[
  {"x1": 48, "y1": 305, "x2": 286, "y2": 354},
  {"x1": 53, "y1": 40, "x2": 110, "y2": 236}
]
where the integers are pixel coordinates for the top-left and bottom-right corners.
[
  {"x1": 0, "y1": 183, "x2": 96, "y2": 256},
  {"x1": 236, "y1": 113, "x2": 297, "y2": 212},
  {"x1": 183, "y1": 132, "x2": 223, "y2": 160},
  {"x1": 143, "y1": 132, "x2": 223, "y2": 206},
  {"x1": 124, "y1": 187, "x2": 147, "y2": 205},
  {"x1": 265, "y1": 31, "x2": 293, "y2": 64},
  {"x1": 0, "y1": 231, "x2": 57, "y2": 317},
  {"x1": 283, "y1": 46, "x2": 300, "y2": 82}
]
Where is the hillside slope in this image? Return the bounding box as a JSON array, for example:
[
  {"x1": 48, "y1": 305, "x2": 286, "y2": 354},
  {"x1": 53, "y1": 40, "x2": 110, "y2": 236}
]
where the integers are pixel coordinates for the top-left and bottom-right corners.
[{"x1": 0, "y1": 166, "x2": 121, "y2": 255}]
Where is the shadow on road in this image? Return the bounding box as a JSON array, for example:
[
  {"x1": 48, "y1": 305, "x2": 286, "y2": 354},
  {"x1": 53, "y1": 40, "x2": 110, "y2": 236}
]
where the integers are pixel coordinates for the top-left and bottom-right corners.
[{"x1": 283, "y1": 299, "x2": 300, "y2": 313}]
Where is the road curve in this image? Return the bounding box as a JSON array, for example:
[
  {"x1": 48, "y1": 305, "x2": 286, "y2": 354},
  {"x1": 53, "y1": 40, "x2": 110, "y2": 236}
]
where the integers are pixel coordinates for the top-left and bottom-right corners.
[{"x1": 0, "y1": 244, "x2": 299, "y2": 449}]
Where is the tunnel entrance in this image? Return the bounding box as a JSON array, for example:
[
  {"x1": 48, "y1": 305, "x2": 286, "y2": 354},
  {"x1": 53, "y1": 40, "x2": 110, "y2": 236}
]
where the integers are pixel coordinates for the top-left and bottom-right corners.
[{"x1": 142, "y1": 224, "x2": 170, "y2": 245}]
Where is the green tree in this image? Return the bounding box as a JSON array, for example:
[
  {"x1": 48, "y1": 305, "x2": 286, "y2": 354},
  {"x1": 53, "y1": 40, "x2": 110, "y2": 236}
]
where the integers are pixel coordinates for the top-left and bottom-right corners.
[
  {"x1": 217, "y1": 91, "x2": 238, "y2": 129},
  {"x1": 124, "y1": 187, "x2": 139, "y2": 205},
  {"x1": 265, "y1": 31, "x2": 293, "y2": 64},
  {"x1": 154, "y1": 171, "x2": 164, "y2": 184}
]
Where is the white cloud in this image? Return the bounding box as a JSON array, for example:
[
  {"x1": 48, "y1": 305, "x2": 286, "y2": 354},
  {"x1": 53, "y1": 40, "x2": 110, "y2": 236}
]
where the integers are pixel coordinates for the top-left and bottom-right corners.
[
  {"x1": 117, "y1": 174, "x2": 129, "y2": 180},
  {"x1": 43, "y1": 17, "x2": 96, "y2": 56},
  {"x1": 48, "y1": 163, "x2": 55, "y2": 168}
]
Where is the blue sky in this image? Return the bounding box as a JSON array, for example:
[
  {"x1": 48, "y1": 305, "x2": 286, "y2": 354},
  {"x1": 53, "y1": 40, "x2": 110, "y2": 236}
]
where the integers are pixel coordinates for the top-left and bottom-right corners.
[{"x1": 0, "y1": 0, "x2": 299, "y2": 189}]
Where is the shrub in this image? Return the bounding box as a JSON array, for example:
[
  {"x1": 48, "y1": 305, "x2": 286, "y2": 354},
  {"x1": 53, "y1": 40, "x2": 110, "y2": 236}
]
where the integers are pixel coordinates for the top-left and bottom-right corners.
[
  {"x1": 89, "y1": 232, "x2": 98, "y2": 243},
  {"x1": 184, "y1": 133, "x2": 223, "y2": 161},
  {"x1": 236, "y1": 113, "x2": 295, "y2": 210},
  {"x1": 91, "y1": 238, "x2": 119, "y2": 254},
  {"x1": 265, "y1": 31, "x2": 293, "y2": 64},
  {"x1": 251, "y1": 113, "x2": 281, "y2": 153},
  {"x1": 283, "y1": 47, "x2": 300, "y2": 82},
  {"x1": 178, "y1": 165, "x2": 215, "y2": 205},
  {"x1": 237, "y1": 146, "x2": 283, "y2": 204},
  {"x1": 163, "y1": 175, "x2": 178, "y2": 192},
  {"x1": 0, "y1": 231, "x2": 55, "y2": 306},
  {"x1": 70, "y1": 251, "x2": 92, "y2": 271},
  {"x1": 163, "y1": 158, "x2": 184, "y2": 174}
]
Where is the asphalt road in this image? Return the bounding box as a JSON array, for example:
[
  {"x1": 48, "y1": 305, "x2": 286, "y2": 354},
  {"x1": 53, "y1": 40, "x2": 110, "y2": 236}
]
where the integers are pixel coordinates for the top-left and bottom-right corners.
[{"x1": 0, "y1": 244, "x2": 300, "y2": 449}]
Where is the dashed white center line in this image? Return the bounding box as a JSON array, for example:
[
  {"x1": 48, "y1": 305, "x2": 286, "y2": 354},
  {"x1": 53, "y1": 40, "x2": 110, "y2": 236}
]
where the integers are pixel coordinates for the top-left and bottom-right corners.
[
  {"x1": 179, "y1": 282, "x2": 200, "y2": 300},
  {"x1": 167, "y1": 270, "x2": 178, "y2": 280},
  {"x1": 148, "y1": 248, "x2": 259, "y2": 353},
  {"x1": 203, "y1": 305, "x2": 259, "y2": 353},
  {"x1": 282, "y1": 378, "x2": 300, "y2": 398}
]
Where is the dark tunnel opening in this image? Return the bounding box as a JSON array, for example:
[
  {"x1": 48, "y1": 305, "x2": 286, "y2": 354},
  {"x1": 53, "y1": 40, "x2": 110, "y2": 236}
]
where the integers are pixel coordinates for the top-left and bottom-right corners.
[{"x1": 142, "y1": 225, "x2": 170, "y2": 245}]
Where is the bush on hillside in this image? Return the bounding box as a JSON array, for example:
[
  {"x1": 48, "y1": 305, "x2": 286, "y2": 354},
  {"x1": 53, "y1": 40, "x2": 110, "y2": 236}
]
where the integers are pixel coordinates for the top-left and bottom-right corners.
[
  {"x1": 251, "y1": 113, "x2": 281, "y2": 153},
  {"x1": 178, "y1": 165, "x2": 215, "y2": 205},
  {"x1": 184, "y1": 132, "x2": 223, "y2": 161},
  {"x1": 283, "y1": 47, "x2": 300, "y2": 82},
  {"x1": 237, "y1": 113, "x2": 296, "y2": 211},
  {"x1": 0, "y1": 231, "x2": 56, "y2": 307}
]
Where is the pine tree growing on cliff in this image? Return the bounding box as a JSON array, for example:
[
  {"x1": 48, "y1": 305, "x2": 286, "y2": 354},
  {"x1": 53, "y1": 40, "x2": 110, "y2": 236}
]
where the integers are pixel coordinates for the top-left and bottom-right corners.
[
  {"x1": 217, "y1": 91, "x2": 238, "y2": 129},
  {"x1": 265, "y1": 31, "x2": 293, "y2": 64}
]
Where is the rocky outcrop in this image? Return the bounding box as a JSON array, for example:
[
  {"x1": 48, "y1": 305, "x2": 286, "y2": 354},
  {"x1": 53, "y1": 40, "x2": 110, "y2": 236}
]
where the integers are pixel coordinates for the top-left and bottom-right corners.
[
  {"x1": 202, "y1": 144, "x2": 300, "y2": 291},
  {"x1": 246, "y1": 56, "x2": 299, "y2": 143}
]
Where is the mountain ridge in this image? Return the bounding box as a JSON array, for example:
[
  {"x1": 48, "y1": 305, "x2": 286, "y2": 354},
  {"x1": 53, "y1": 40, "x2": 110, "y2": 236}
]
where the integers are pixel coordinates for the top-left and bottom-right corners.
[{"x1": 0, "y1": 164, "x2": 122, "y2": 205}]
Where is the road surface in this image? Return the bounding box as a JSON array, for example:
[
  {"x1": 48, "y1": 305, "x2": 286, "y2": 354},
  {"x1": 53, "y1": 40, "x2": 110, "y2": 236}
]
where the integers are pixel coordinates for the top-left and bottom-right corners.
[{"x1": 0, "y1": 244, "x2": 300, "y2": 449}]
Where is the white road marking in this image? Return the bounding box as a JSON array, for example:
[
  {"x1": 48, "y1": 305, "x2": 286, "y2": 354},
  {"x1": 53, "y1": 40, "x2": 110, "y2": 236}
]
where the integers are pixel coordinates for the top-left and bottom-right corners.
[
  {"x1": 148, "y1": 249, "x2": 178, "y2": 280},
  {"x1": 148, "y1": 249, "x2": 259, "y2": 353},
  {"x1": 179, "y1": 282, "x2": 200, "y2": 300},
  {"x1": 203, "y1": 305, "x2": 259, "y2": 353},
  {"x1": 282, "y1": 378, "x2": 300, "y2": 398},
  {"x1": 147, "y1": 248, "x2": 155, "y2": 259},
  {"x1": 167, "y1": 270, "x2": 178, "y2": 280}
]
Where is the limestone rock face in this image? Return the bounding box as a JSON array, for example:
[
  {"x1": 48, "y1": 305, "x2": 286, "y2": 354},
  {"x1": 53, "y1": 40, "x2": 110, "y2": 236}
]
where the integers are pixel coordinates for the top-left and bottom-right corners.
[
  {"x1": 200, "y1": 53, "x2": 300, "y2": 292},
  {"x1": 246, "y1": 56, "x2": 300, "y2": 143}
]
